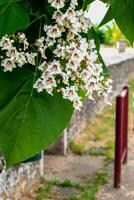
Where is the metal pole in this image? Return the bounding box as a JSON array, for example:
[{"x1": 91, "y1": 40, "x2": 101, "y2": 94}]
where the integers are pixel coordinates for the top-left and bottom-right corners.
[
  {"x1": 114, "y1": 94, "x2": 124, "y2": 188},
  {"x1": 123, "y1": 86, "x2": 129, "y2": 164}
]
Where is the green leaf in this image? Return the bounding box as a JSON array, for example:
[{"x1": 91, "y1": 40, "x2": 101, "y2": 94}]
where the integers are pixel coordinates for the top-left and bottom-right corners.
[
  {"x1": 83, "y1": 0, "x2": 95, "y2": 10},
  {"x1": 99, "y1": 6, "x2": 113, "y2": 27},
  {"x1": 0, "y1": 0, "x2": 29, "y2": 38},
  {"x1": 0, "y1": 68, "x2": 73, "y2": 168},
  {"x1": 90, "y1": 27, "x2": 100, "y2": 51},
  {"x1": 100, "y1": 0, "x2": 110, "y2": 3},
  {"x1": 111, "y1": 0, "x2": 134, "y2": 43},
  {"x1": 98, "y1": 53, "x2": 109, "y2": 76},
  {"x1": 88, "y1": 28, "x2": 109, "y2": 76}
]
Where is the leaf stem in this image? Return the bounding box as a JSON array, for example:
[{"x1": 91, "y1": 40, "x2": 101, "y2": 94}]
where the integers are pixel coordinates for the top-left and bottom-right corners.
[{"x1": 23, "y1": 14, "x2": 46, "y2": 31}]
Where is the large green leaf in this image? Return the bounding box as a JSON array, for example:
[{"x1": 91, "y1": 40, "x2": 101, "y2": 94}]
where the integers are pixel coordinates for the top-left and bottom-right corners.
[
  {"x1": 0, "y1": 0, "x2": 29, "y2": 38},
  {"x1": 111, "y1": 0, "x2": 134, "y2": 43},
  {"x1": 0, "y1": 68, "x2": 73, "y2": 168}
]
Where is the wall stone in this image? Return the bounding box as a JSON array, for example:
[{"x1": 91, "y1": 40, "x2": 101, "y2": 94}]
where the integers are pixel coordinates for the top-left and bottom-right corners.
[{"x1": 0, "y1": 161, "x2": 40, "y2": 200}]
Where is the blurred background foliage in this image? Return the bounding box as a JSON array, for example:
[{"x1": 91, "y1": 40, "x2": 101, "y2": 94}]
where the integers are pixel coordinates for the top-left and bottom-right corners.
[{"x1": 94, "y1": 22, "x2": 129, "y2": 46}]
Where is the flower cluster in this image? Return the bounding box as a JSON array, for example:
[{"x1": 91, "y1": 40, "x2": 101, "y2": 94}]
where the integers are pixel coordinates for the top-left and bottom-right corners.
[
  {"x1": 0, "y1": 0, "x2": 112, "y2": 110},
  {"x1": 0, "y1": 34, "x2": 37, "y2": 72}
]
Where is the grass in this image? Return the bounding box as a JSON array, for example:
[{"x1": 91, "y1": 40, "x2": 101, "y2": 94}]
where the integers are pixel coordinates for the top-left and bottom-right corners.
[
  {"x1": 129, "y1": 80, "x2": 134, "y2": 112},
  {"x1": 69, "y1": 102, "x2": 116, "y2": 164},
  {"x1": 87, "y1": 147, "x2": 106, "y2": 156},
  {"x1": 36, "y1": 180, "x2": 54, "y2": 200},
  {"x1": 45, "y1": 179, "x2": 83, "y2": 189},
  {"x1": 70, "y1": 171, "x2": 108, "y2": 200},
  {"x1": 69, "y1": 140, "x2": 86, "y2": 155},
  {"x1": 36, "y1": 171, "x2": 108, "y2": 200}
]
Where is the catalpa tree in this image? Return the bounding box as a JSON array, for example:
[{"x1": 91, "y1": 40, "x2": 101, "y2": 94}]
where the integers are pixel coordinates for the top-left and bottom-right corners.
[{"x1": 0, "y1": 0, "x2": 133, "y2": 168}]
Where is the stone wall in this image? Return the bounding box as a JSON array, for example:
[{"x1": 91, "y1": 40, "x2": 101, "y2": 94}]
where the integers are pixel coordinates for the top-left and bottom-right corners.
[{"x1": 0, "y1": 161, "x2": 40, "y2": 200}]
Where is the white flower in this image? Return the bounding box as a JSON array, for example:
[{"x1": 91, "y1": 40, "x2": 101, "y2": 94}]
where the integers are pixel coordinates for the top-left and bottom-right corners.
[
  {"x1": 66, "y1": 42, "x2": 76, "y2": 54},
  {"x1": 67, "y1": 31, "x2": 75, "y2": 41},
  {"x1": 102, "y1": 92, "x2": 111, "y2": 105},
  {"x1": 58, "y1": 24, "x2": 65, "y2": 32},
  {"x1": 104, "y1": 80, "x2": 113, "y2": 94},
  {"x1": 45, "y1": 37, "x2": 56, "y2": 47},
  {"x1": 67, "y1": 70, "x2": 79, "y2": 81},
  {"x1": 33, "y1": 78, "x2": 45, "y2": 92},
  {"x1": 66, "y1": 60, "x2": 79, "y2": 71},
  {"x1": 38, "y1": 61, "x2": 47, "y2": 71},
  {"x1": 18, "y1": 33, "x2": 29, "y2": 50},
  {"x1": 46, "y1": 87, "x2": 54, "y2": 95},
  {"x1": 46, "y1": 25, "x2": 62, "y2": 39},
  {"x1": 76, "y1": 9, "x2": 84, "y2": 17},
  {"x1": 105, "y1": 79, "x2": 113, "y2": 87},
  {"x1": 71, "y1": 49, "x2": 83, "y2": 63},
  {"x1": 92, "y1": 64, "x2": 103, "y2": 77},
  {"x1": 15, "y1": 52, "x2": 26, "y2": 67},
  {"x1": 86, "y1": 65, "x2": 94, "y2": 74},
  {"x1": 89, "y1": 39, "x2": 96, "y2": 49},
  {"x1": 35, "y1": 37, "x2": 45, "y2": 47},
  {"x1": 79, "y1": 16, "x2": 91, "y2": 33},
  {"x1": 42, "y1": 75, "x2": 57, "y2": 94},
  {"x1": 70, "y1": 0, "x2": 78, "y2": 7},
  {"x1": 73, "y1": 98, "x2": 82, "y2": 110},
  {"x1": 48, "y1": 60, "x2": 62, "y2": 75},
  {"x1": 78, "y1": 38, "x2": 88, "y2": 52},
  {"x1": 0, "y1": 36, "x2": 13, "y2": 50},
  {"x1": 49, "y1": 0, "x2": 65, "y2": 9},
  {"x1": 39, "y1": 47, "x2": 47, "y2": 59},
  {"x1": 1, "y1": 58, "x2": 16, "y2": 72},
  {"x1": 62, "y1": 86, "x2": 78, "y2": 101},
  {"x1": 87, "y1": 90, "x2": 94, "y2": 100},
  {"x1": 53, "y1": 44, "x2": 65, "y2": 58},
  {"x1": 52, "y1": 10, "x2": 64, "y2": 24},
  {"x1": 88, "y1": 51, "x2": 98, "y2": 63},
  {"x1": 84, "y1": 77, "x2": 98, "y2": 91},
  {"x1": 6, "y1": 47, "x2": 17, "y2": 58},
  {"x1": 25, "y1": 52, "x2": 37, "y2": 65},
  {"x1": 71, "y1": 19, "x2": 81, "y2": 32},
  {"x1": 61, "y1": 72, "x2": 69, "y2": 85},
  {"x1": 18, "y1": 33, "x2": 26, "y2": 42},
  {"x1": 65, "y1": 8, "x2": 75, "y2": 19},
  {"x1": 81, "y1": 69, "x2": 91, "y2": 82},
  {"x1": 23, "y1": 40, "x2": 29, "y2": 51}
]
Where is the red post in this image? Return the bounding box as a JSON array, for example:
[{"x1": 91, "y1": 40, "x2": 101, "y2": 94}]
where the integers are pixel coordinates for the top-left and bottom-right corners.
[
  {"x1": 114, "y1": 94, "x2": 124, "y2": 188},
  {"x1": 114, "y1": 85, "x2": 129, "y2": 188},
  {"x1": 123, "y1": 86, "x2": 129, "y2": 164}
]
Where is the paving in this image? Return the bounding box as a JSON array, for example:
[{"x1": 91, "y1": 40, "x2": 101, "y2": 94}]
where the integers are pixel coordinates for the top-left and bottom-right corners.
[
  {"x1": 43, "y1": 154, "x2": 104, "y2": 184},
  {"x1": 97, "y1": 153, "x2": 134, "y2": 200},
  {"x1": 97, "y1": 116, "x2": 134, "y2": 200}
]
